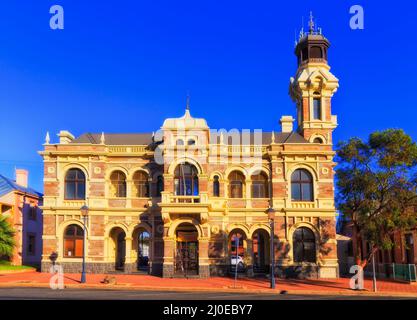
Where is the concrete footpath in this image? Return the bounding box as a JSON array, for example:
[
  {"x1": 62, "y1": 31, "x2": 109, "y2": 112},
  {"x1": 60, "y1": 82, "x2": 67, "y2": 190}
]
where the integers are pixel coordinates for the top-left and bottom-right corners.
[{"x1": 0, "y1": 271, "x2": 416, "y2": 298}]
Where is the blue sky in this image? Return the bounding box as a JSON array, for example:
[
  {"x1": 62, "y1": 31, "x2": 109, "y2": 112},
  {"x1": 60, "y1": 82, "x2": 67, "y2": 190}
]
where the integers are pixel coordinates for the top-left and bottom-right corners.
[{"x1": 0, "y1": 1, "x2": 416, "y2": 192}]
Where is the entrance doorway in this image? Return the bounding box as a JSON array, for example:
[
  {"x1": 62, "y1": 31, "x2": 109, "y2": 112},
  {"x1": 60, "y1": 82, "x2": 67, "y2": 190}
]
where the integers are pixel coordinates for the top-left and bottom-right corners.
[
  {"x1": 110, "y1": 227, "x2": 126, "y2": 271},
  {"x1": 116, "y1": 231, "x2": 126, "y2": 270},
  {"x1": 175, "y1": 223, "x2": 199, "y2": 276},
  {"x1": 138, "y1": 231, "x2": 150, "y2": 271},
  {"x1": 252, "y1": 229, "x2": 269, "y2": 273}
]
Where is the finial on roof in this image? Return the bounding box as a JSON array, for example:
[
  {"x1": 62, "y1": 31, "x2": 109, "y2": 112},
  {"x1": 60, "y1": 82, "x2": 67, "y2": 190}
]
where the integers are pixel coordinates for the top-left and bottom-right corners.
[
  {"x1": 271, "y1": 131, "x2": 275, "y2": 144},
  {"x1": 100, "y1": 132, "x2": 105, "y2": 144},
  {"x1": 186, "y1": 92, "x2": 190, "y2": 111},
  {"x1": 309, "y1": 11, "x2": 315, "y2": 34},
  {"x1": 45, "y1": 131, "x2": 50, "y2": 144},
  {"x1": 294, "y1": 29, "x2": 298, "y2": 47}
]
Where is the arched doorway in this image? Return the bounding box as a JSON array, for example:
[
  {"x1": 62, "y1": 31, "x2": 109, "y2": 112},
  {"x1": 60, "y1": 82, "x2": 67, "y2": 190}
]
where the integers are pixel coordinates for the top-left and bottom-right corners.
[
  {"x1": 252, "y1": 229, "x2": 270, "y2": 273},
  {"x1": 229, "y1": 229, "x2": 247, "y2": 273},
  {"x1": 137, "y1": 230, "x2": 150, "y2": 271},
  {"x1": 110, "y1": 227, "x2": 126, "y2": 271},
  {"x1": 175, "y1": 223, "x2": 199, "y2": 276}
]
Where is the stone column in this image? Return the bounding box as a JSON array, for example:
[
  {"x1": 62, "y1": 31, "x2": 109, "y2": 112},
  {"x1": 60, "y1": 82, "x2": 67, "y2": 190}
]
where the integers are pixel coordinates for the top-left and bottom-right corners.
[
  {"x1": 126, "y1": 179, "x2": 132, "y2": 208},
  {"x1": 162, "y1": 237, "x2": 175, "y2": 278},
  {"x1": 246, "y1": 238, "x2": 254, "y2": 277},
  {"x1": 199, "y1": 238, "x2": 210, "y2": 278},
  {"x1": 245, "y1": 179, "x2": 252, "y2": 208},
  {"x1": 124, "y1": 236, "x2": 134, "y2": 273}
]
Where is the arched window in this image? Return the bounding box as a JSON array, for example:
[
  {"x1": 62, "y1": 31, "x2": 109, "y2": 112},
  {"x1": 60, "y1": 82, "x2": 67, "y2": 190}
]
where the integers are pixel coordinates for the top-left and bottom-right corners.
[
  {"x1": 291, "y1": 169, "x2": 313, "y2": 201},
  {"x1": 313, "y1": 137, "x2": 323, "y2": 144},
  {"x1": 64, "y1": 224, "x2": 84, "y2": 258},
  {"x1": 229, "y1": 171, "x2": 245, "y2": 198},
  {"x1": 174, "y1": 162, "x2": 199, "y2": 196},
  {"x1": 110, "y1": 171, "x2": 127, "y2": 198},
  {"x1": 64, "y1": 169, "x2": 86, "y2": 200},
  {"x1": 187, "y1": 139, "x2": 196, "y2": 145},
  {"x1": 293, "y1": 227, "x2": 316, "y2": 263},
  {"x1": 156, "y1": 175, "x2": 164, "y2": 197},
  {"x1": 251, "y1": 172, "x2": 269, "y2": 198},
  {"x1": 177, "y1": 139, "x2": 184, "y2": 146},
  {"x1": 310, "y1": 46, "x2": 323, "y2": 59},
  {"x1": 133, "y1": 171, "x2": 149, "y2": 198},
  {"x1": 213, "y1": 175, "x2": 220, "y2": 197}
]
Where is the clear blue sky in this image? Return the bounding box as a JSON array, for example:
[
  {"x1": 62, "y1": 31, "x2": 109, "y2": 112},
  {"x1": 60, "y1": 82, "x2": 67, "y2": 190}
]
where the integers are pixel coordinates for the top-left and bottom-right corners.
[{"x1": 0, "y1": 1, "x2": 416, "y2": 192}]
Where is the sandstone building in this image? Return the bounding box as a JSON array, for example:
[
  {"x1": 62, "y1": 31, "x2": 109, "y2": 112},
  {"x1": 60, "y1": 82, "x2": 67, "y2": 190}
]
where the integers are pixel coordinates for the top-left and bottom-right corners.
[{"x1": 40, "y1": 22, "x2": 339, "y2": 278}]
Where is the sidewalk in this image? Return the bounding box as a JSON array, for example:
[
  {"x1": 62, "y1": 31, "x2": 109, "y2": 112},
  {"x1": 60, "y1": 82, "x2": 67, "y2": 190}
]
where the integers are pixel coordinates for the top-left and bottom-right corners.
[{"x1": 1, "y1": 271, "x2": 416, "y2": 297}]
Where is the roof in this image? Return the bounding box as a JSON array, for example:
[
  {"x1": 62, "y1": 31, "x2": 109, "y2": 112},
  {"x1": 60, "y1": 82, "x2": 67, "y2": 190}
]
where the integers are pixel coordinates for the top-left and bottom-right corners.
[
  {"x1": 0, "y1": 174, "x2": 43, "y2": 198},
  {"x1": 162, "y1": 109, "x2": 209, "y2": 130},
  {"x1": 216, "y1": 131, "x2": 308, "y2": 145},
  {"x1": 71, "y1": 131, "x2": 308, "y2": 146},
  {"x1": 72, "y1": 133, "x2": 155, "y2": 145}
]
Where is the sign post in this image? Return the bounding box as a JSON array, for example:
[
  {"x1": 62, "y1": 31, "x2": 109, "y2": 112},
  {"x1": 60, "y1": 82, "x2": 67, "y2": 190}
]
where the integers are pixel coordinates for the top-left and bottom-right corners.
[{"x1": 234, "y1": 236, "x2": 239, "y2": 288}]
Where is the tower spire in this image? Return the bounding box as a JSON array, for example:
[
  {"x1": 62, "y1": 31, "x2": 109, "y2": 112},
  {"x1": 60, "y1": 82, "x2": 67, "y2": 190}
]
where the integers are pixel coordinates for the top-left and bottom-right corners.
[
  {"x1": 308, "y1": 11, "x2": 315, "y2": 34},
  {"x1": 186, "y1": 93, "x2": 190, "y2": 111}
]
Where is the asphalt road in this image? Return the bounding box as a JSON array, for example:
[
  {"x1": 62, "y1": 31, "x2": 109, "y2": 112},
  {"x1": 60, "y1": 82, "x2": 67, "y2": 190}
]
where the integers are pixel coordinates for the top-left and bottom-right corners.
[{"x1": 0, "y1": 287, "x2": 413, "y2": 300}]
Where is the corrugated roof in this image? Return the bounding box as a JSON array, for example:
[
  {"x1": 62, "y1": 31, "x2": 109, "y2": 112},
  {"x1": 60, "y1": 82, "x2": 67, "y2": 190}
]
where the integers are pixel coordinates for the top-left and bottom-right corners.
[
  {"x1": 0, "y1": 174, "x2": 43, "y2": 198},
  {"x1": 71, "y1": 131, "x2": 308, "y2": 145}
]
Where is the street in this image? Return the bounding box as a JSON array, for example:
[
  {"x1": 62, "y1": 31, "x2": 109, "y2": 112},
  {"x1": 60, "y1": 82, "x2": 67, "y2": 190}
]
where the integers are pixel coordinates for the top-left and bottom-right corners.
[{"x1": 0, "y1": 287, "x2": 413, "y2": 300}]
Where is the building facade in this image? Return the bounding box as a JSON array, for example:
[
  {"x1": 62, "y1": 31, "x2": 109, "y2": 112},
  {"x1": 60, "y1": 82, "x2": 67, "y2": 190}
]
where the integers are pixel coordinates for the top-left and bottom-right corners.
[
  {"x1": 0, "y1": 169, "x2": 43, "y2": 268},
  {"x1": 338, "y1": 216, "x2": 417, "y2": 277},
  {"x1": 40, "y1": 24, "x2": 340, "y2": 278}
]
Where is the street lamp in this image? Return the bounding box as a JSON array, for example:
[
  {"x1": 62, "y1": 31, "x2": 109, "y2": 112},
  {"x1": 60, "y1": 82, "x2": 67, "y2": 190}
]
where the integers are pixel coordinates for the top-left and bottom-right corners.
[
  {"x1": 80, "y1": 204, "x2": 89, "y2": 283},
  {"x1": 267, "y1": 207, "x2": 276, "y2": 289}
]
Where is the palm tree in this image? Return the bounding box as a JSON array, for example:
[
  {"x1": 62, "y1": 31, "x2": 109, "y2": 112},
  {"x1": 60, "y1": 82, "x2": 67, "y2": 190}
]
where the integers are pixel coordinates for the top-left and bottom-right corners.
[{"x1": 0, "y1": 215, "x2": 15, "y2": 258}]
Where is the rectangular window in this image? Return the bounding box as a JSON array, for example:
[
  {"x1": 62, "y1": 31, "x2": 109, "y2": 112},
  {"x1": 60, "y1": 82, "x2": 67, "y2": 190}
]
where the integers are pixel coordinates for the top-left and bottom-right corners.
[
  {"x1": 313, "y1": 98, "x2": 321, "y2": 120},
  {"x1": 29, "y1": 206, "x2": 37, "y2": 221},
  {"x1": 27, "y1": 233, "x2": 36, "y2": 256}
]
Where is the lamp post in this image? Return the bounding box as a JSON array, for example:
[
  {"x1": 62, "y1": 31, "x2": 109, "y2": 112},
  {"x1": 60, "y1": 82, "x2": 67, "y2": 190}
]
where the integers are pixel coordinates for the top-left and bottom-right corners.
[
  {"x1": 267, "y1": 207, "x2": 276, "y2": 289},
  {"x1": 80, "y1": 204, "x2": 89, "y2": 283}
]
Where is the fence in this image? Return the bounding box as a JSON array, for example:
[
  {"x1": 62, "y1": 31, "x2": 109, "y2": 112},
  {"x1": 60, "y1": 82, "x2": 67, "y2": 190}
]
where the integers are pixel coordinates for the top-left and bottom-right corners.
[
  {"x1": 362, "y1": 263, "x2": 417, "y2": 282},
  {"x1": 392, "y1": 264, "x2": 417, "y2": 282}
]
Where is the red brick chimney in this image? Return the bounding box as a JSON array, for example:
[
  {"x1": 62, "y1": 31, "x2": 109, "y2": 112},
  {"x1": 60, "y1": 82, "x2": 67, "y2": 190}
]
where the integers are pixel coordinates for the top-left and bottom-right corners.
[{"x1": 15, "y1": 169, "x2": 28, "y2": 188}]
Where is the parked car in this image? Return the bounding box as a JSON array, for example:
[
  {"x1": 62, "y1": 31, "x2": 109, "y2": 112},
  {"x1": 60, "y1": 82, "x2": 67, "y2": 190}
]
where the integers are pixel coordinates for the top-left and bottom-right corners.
[{"x1": 230, "y1": 255, "x2": 245, "y2": 271}]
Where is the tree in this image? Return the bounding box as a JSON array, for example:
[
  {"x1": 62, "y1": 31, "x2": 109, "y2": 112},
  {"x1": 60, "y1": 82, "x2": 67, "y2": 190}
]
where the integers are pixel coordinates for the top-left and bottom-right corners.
[
  {"x1": 336, "y1": 129, "x2": 417, "y2": 267},
  {"x1": 0, "y1": 215, "x2": 15, "y2": 258}
]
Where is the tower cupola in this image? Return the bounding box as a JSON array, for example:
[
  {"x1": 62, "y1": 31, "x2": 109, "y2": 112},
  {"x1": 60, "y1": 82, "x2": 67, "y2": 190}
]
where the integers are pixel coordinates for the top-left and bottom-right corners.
[
  {"x1": 295, "y1": 12, "x2": 330, "y2": 67},
  {"x1": 289, "y1": 12, "x2": 339, "y2": 144}
]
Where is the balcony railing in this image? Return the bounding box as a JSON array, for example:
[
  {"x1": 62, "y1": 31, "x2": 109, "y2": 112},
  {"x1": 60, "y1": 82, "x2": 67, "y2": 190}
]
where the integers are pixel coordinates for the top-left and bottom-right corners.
[
  {"x1": 161, "y1": 192, "x2": 208, "y2": 205},
  {"x1": 171, "y1": 196, "x2": 200, "y2": 204},
  {"x1": 108, "y1": 146, "x2": 148, "y2": 154},
  {"x1": 291, "y1": 201, "x2": 315, "y2": 209}
]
